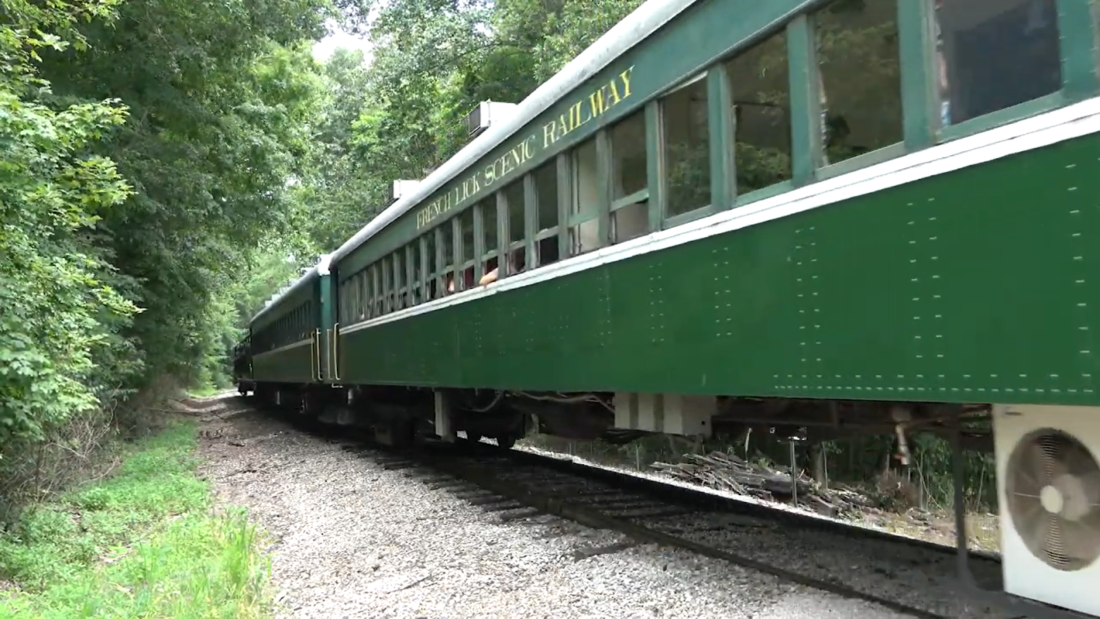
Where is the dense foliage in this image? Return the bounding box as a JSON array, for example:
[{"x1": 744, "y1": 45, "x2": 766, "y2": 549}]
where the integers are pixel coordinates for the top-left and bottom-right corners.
[{"x1": 0, "y1": 0, "x2": 361, "y2": 516}]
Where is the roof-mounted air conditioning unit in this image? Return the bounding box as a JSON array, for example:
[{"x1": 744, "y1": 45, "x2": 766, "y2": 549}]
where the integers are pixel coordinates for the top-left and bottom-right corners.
[
  {"x1": 391, "y1": 180, "x2": 420, "y2": 203},
  {"x1": 465, "y1": 101, "x2": 517, "y2": 139}
]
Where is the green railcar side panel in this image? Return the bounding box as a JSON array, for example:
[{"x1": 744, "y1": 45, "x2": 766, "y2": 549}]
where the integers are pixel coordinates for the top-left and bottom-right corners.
[
  {"x1": 339, "y1": 133, "x2": 1100, "y2": 406},
  {"x1": 252, "y1": 342, "x2": 315, "y2": 384}
]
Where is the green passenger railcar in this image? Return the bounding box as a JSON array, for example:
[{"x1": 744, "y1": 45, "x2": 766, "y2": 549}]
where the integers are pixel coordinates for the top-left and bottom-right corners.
[
  {"x1": 246, "y1": 1, "x2": 1100, "y2": 617},
  {"x1": 248, "y1": 256, "x2": 336, "y2": 405}
]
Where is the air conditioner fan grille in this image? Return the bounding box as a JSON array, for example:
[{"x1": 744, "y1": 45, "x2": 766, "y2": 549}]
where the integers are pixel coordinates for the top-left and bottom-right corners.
[{"x1": 1005, "y1": 428, "x2": 1100, "y2": 572}]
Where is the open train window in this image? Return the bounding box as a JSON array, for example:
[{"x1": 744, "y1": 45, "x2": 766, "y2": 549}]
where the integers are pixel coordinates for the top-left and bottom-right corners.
[
  {"x1": 610, "y1": 110, "x2": 649, "y2": 242},
  {"x1": 392, "y1": 250, "x2": 404, "y2": 311},
  {"x1": 406, "y1": 244, "x2": 418, "y2": 307},
  {"x1": 422, "y1": 233, "x2": 434, "y2": 302},
  {"x1": 569, "y1": 139, "x2": 600, "y2": 256},
  {"x1": 371, "y1": 264, "x2": 382, "y2": 316},
  {"x1": 663, "y1": 73, "x2": 710, "y2": 218},
  {"x1": 533, "y1": 162, "x2": 559, "y2": 267},
  {"x1": 458, "y1": 207, "x2": 475, "y2": 291},
  {"x1": 478, "y1": 197, "x2": 498, "y2": 283},
  {"x1": 358, "y1": 270, "x2": 368, "y2": 320},
  {"x1": 503, "y1": 181, "x2": 525, "y2": 277},
  {"x1": 935, "y1": 0, "x2": 1060, "y2": 127},
  {"x1": 436, "y1": 224, "x2": 452, "y2": 296},
  {"x1": 380, "y1": 256, "x2": 392, "y2": 314},
  {"x1": 814, "y1": 0, "x2": 903, "y2": 165},
  {"x1": 724, "y1": 28, "x2": 793, "y2": 194}
]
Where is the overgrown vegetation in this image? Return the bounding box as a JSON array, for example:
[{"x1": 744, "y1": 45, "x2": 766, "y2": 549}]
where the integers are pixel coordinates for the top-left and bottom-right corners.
[
  {"x1": 0, "y1": 0, "x2": 361, "y2": 521},
  {"x1": 0, "y1": 421, "x2": 270, "y2": 618}
]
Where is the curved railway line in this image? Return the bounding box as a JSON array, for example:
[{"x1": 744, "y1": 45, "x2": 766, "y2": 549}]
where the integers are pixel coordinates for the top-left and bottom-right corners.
[{"x1": 244, "y1": 397, "x2": 1009, "y2": 619}]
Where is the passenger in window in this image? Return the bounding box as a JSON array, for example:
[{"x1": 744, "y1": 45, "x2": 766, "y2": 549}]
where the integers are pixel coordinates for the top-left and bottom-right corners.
[
  {"x1": 479, "y1": 249, "x2": 526, "y2": 286},
  {"x1": 445, "y1": 269, "x2": 474, "y2": 293}
]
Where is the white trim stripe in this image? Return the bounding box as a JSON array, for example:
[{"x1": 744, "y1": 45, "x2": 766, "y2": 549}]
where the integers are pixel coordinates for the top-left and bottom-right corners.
[{"x1": 341, "y1": 95, "x2": 1100, "y2": 337}]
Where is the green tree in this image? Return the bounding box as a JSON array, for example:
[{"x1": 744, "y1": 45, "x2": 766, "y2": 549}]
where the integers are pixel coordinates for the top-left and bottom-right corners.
[{"x1": 0, "y1": 0, "x2": 139, "y2": 443}]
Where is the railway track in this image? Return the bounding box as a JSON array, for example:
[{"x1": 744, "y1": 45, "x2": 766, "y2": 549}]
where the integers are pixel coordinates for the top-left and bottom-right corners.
[{"x1": 254, "y1": 401, "x2": 1007, "y2": 619}]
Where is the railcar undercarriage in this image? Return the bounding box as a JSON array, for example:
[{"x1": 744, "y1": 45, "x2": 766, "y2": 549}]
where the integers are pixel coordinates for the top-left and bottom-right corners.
[{"x1": 254, "y1": 380, "x2": 995, "y2": 460}]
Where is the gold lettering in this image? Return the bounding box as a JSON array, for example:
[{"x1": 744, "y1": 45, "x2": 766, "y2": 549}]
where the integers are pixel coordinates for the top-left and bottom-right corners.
[
  {"x1": 619, "y1": 66, "x2": 634, "y2": 99},
  {"x1": 589, "y1": 90, "x2": 605, "y2": 118},
  {"x1": 572, "y1": 100, "x2": 588, "y2": 131},
  {"x1": 606, "y1": 81, "x2": 621, "y2": 106},
  {"x1": 411, "y1": 69, "x2": 639, "y2": 231}
]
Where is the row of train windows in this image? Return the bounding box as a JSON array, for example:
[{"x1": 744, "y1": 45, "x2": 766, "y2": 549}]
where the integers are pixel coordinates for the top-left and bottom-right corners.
[
  {"x1": 338, "y1": 0, "x2": 1064, "y2": 324},
  {"x1": 253, "y1": 301, "x2": 313, "y2": 353}
]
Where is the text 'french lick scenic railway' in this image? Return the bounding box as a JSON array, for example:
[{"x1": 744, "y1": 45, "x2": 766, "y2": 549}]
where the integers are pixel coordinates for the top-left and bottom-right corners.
[{"x1": 231, "y1": 0, "x2": 1100, "y2": 617}]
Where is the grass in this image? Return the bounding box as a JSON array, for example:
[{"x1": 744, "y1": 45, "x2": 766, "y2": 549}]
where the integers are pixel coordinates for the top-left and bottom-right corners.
[{"x1": 0, "y1": 421, "x2": 271, "y2": 619}]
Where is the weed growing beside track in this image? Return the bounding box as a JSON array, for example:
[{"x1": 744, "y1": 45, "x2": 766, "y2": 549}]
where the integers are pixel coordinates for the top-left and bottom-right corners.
[{"x1": 0, "y1": 420, "x2": 271, "y2": 619}]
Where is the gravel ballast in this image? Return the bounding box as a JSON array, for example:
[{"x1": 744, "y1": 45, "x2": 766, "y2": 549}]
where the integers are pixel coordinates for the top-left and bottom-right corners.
[{"x1": 195, "y1": 399, "x2": 920, "y2": 618}]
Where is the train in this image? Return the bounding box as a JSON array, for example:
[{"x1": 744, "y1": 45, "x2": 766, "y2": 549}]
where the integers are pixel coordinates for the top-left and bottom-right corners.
[{"x1": 233, "y1": 0, "x2": 1100, "y2": 617}]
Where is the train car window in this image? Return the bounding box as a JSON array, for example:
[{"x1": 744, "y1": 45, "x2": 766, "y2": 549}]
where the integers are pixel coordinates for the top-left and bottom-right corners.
[
  {"x1": 815, "y1": 0, "x2": 903, "y2": 165},
  {"x1": 421, "y1": 234, "x2": 434, "y2": 302},
  {"x1": 663, "y1": 74, "x2": 711, "y2": 217},
  {"x1": 407, "y1": 244, "x2": 419, "y2": 306},
  {"x1": 503, "y1": 181, "x2": 525, "y2": 267},
  {"x1": 371, "y1": 264, "x2": 382, "y2": 316},
  {"x1": 533, "y1": 162, "x2": 560, "y2": 267},
  {"x1": 381, "y1": 256, "x2": 392, "y2": 314},
  {"x1": 459, "y1": 208, "x2": 475, "y2": 290},
  {"x1": 569, "y1": 139, "x2": 600, "y2": 256},
  {"x1": 392, "y1": 251, "x2": 404, "y2": 311},
  {"x1": 479, "y1": 198, "x2": 498, "y2": 283},
  {"x1": 429, "y1": 229, "x2": 442, "y2": 300},
  {"x1": 439, "y1": 224, "x2": 454, "y2": 295},
  {"x1": 609, "y1": 110, "x2": 649, "y2": 243},
  {"x1": 935, "y1": 0, "x2": 1060, "y2": 127},
  {"x1": 358, "y1": 270, "x2": 368, "y2": 320},
  {"x1": 724, "y1": 28, "x2": 793, "y2": 194}
]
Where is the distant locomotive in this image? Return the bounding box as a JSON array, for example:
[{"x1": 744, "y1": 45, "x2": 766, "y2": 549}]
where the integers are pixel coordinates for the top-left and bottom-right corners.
[{"x1": 235, "y1": 1, "x2": 1100, "y2": 618}]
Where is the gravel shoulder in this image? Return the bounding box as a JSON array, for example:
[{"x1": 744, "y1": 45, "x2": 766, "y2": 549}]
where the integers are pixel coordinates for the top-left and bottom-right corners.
[{"x1": 194, "y1": 398, "x2": 914, "y2": 619}]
